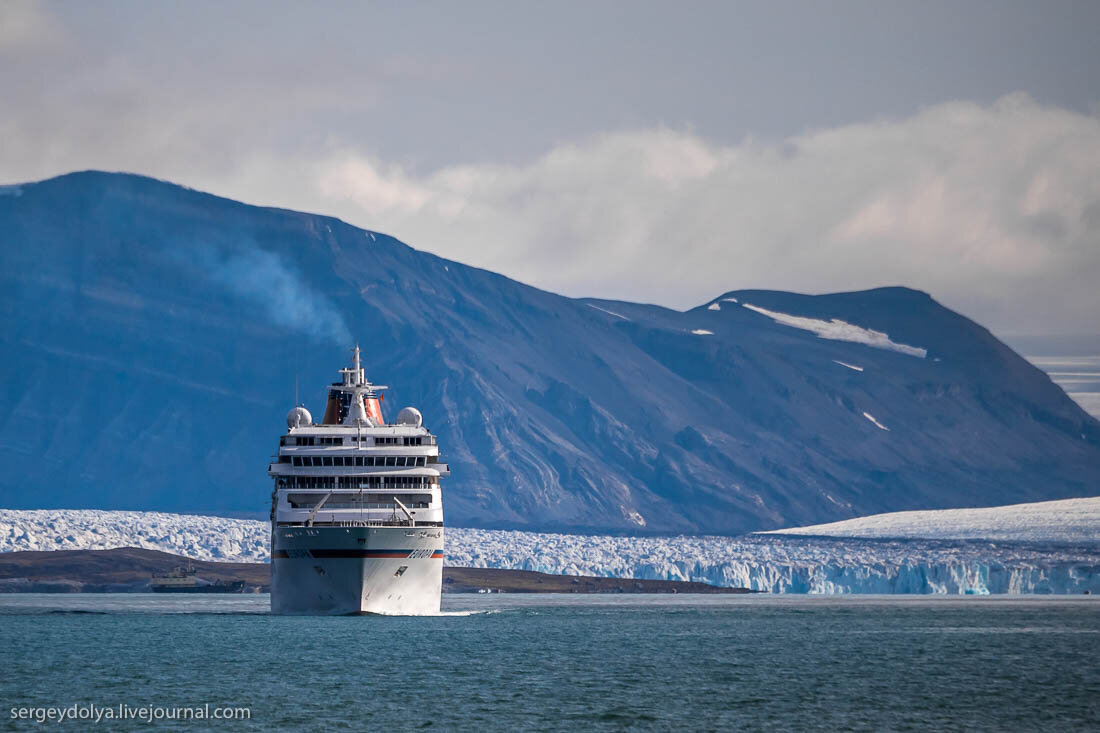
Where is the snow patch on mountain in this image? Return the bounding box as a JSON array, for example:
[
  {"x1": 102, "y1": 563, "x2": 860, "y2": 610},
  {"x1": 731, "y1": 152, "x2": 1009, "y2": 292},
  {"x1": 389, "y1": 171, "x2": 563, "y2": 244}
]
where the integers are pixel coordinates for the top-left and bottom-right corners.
[
  {"x1": 863, "y1": 412, "x2": 890, "y2": 431},
  {"x1": 763, "y1": 497, "x2": 1100, "y2": 544},
  {"x1": 834, "y1": 360, "x2": 864, "y2": 372},
  {"x1": 1, "y1": 507, "x2": 1097, "y2": 594},
  {"x1": 742, "y1": 303, "x2": 927, "y2": 358},
  {"x1": 707, "y1": 302, "x2": 721, "y2": 311},
  {"x1": 692, "y1": 329, "x2": 714, "y2": 335},
  {"x1": 586, "y1": 303, "x2": 629, "y2": 320}
]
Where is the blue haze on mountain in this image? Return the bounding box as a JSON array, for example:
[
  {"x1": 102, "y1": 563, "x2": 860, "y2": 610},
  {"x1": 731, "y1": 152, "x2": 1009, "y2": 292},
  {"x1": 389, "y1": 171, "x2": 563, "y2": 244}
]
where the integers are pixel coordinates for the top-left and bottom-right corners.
[{"x1": 1, "y1": 172, "x2": 1097, "y2": 533}]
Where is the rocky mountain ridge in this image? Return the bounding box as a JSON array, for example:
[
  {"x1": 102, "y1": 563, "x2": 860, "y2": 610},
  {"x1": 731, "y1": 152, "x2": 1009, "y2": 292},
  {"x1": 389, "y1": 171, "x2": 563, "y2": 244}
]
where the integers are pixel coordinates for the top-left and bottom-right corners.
[{"x1": 1, "y1": 171, "x2": 1097, "y2": 532}]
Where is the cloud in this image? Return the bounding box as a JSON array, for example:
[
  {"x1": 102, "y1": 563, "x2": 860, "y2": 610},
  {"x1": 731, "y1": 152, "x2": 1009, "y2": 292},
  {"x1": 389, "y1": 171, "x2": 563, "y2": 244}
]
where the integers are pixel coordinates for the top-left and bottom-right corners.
[
  {"x1": 0, "y1": 1, "x2": 63, "y2": 53},
  {"x1": 3, "y1": 87, "x2": 1099, "y2": 335},
  {"x1": 291, "y1": 95, "x2": 1100, "y2": 335}
]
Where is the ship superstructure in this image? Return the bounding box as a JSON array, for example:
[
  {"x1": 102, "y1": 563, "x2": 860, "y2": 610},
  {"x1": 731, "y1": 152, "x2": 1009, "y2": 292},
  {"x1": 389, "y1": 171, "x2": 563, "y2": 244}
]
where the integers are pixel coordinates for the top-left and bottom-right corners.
[
  {"x1": 150, "y1": 560, "x2": 247, "y2": 593},
  {"x1": 151, "y1": 560, "x2": 198, "y2": 591},
  {"x1": 268, "y1": 347, "x2": 448, "y2": 614}
]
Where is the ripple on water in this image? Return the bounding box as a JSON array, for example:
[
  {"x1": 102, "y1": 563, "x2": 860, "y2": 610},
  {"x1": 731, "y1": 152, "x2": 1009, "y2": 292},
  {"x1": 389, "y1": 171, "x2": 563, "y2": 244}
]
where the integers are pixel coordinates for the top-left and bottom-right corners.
[{"x1": 0, "y1": 594, "x2": 1097, "y2": 731}]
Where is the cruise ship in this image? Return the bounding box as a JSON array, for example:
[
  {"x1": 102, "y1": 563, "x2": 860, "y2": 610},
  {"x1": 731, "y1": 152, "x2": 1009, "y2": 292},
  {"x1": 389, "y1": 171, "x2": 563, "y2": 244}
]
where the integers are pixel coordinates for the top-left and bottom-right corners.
[{"x1": 267, "y1": 347, "x2": 448, "y2": 615}]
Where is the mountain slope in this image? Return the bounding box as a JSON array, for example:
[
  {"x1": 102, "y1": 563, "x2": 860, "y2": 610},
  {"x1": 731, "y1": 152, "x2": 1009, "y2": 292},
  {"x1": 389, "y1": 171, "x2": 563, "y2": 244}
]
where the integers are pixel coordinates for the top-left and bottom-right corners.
[{"x1": 0, "y1": 171, "x2": 1097, "y2": 533}]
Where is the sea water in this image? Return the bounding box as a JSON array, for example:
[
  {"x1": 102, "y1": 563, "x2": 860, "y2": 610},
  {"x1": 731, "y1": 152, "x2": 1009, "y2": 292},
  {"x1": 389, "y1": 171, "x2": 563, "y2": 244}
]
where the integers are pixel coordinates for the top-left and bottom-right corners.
[{"x1": 2, "y1": 595, "x2": 1097, "y2": 731}]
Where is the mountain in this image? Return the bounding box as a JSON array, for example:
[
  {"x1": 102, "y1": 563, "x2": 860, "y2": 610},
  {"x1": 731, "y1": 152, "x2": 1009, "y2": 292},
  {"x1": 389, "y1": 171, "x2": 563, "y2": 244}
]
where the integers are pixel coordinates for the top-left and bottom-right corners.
[{"x1": 1, "y1": 171, "x2": 1097, "y2": 533}]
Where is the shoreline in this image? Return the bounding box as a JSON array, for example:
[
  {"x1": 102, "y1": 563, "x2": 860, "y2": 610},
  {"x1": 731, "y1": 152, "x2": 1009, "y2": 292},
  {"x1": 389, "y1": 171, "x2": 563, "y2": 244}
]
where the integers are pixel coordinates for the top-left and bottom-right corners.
[{"x1": 0, "y1": 547, "x2": 753, "y2": 595}]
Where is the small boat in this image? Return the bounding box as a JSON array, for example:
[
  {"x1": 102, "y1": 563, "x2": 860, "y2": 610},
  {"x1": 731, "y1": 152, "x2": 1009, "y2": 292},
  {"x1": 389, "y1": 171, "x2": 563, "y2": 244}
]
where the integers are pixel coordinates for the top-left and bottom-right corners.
[{"x1": 150, "y1": 560, "x2": 246, "y2": 593}]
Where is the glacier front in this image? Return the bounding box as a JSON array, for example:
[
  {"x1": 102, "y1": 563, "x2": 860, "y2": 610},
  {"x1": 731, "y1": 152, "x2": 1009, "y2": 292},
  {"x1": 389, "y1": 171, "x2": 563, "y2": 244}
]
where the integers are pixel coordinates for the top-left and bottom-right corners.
[
  {"x1": 1, "y1": 507, "x2": 1097, "y2": 594},
  {"x1": 761, "y1": 496, "x2": 1100, "y2": 543}
]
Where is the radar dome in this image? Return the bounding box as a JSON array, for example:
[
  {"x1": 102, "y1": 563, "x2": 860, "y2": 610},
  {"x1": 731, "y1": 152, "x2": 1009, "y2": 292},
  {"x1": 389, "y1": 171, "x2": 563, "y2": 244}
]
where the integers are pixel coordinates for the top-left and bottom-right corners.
[
  {"x1": 396, "y1": 406, "x2": 423, "y2": 427},
  {"x1": 286, "y1": 406, "x2": 313, "y2": 428}
]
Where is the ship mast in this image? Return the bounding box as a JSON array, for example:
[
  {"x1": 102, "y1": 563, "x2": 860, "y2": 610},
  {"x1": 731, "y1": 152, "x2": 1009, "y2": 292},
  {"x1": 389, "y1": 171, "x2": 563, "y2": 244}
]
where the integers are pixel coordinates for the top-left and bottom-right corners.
[{"x1": 322, "y1": 344, "x2": 387, "y2": 425}]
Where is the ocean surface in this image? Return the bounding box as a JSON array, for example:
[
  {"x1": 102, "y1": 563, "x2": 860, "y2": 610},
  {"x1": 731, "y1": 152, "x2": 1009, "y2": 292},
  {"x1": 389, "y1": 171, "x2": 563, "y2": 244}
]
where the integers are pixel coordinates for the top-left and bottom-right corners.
[
  {"x1": 1027, "y1": 353, "x2": 1100, "y2": 419},
  {"x1": 2, "y1": 595, "x2": 1098, "y2": 731}
]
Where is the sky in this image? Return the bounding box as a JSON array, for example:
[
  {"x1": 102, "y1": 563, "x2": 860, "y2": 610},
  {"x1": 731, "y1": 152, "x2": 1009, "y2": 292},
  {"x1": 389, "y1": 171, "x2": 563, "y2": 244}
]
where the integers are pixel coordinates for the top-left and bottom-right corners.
[{"x1": 2, "y1": 0, "x2": 1099, "y2": 337}]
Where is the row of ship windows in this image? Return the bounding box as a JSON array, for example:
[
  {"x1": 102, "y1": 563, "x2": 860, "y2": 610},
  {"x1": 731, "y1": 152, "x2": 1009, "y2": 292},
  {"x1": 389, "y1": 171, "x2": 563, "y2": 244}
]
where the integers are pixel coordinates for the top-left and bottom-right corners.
[
  {"x1": 289, "y1": 455, "x2": 428, "y2": 468},
  {"x1": 276, "y1": 476, "x2": 440, "y2": 489},
  {"x1": 281, "y1": 435, "x2": 434, "y2": 447},
  {"x1": 286, "y1": 493, "x2": 432, "y2": 510}
]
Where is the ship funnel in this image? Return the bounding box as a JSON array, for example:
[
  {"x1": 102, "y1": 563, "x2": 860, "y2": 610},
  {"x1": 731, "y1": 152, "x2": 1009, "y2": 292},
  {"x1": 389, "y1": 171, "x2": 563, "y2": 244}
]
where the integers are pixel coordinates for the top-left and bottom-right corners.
[{"x1": 364, "y1": 394, "x2": 384, "y2": 424}]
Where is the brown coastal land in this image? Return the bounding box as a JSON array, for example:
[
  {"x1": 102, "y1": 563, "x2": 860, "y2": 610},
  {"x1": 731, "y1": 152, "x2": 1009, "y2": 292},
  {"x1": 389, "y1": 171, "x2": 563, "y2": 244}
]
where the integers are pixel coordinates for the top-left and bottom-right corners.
[{"x1": 0, "y1": 548, "x2": 752, "y2": 594}]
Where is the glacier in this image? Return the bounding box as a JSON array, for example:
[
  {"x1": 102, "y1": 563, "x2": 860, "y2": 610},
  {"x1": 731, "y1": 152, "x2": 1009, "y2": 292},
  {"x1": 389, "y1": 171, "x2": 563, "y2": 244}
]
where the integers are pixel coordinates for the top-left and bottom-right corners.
[
  {"x1": 446, "y1": 529, "x2": 1099, "y2": 595},
  {"x1": 1, "y1": 507, "x2": 1097, "y2": 594},
  {"x1": 0, "y1": 510, "x2": 268, "y2": 562},
  {"x1": 763, "y1": 496, "x2": 1100, "y2": 543}
]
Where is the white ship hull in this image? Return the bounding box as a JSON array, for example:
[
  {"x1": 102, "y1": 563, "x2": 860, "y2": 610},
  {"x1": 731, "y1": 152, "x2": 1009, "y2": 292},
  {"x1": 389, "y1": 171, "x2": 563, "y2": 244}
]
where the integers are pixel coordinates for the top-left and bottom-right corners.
[{"x1": 271, "y1": 525, "x2": 444, "y2": 615}]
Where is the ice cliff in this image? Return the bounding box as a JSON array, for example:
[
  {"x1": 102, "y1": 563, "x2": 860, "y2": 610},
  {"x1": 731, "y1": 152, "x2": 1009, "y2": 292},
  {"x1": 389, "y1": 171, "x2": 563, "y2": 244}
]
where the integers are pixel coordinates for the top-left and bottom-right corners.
[
  {"x1": 447, "y1": 529, "x2": 1099, "y2": 595},
  {"x1": 1, "y1": 507, "x2": 1096, "y2": 594}
]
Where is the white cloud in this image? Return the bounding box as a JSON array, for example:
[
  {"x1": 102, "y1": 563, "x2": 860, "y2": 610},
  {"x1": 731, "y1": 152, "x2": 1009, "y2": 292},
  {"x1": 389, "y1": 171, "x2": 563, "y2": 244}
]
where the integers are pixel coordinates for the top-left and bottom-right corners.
[
  {"x1": 4, "y1": 90, "x2": 1099, "y2": 335},
  {"x1": 291, "y1": 95, "x2": 1100, "y2": 335}
]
